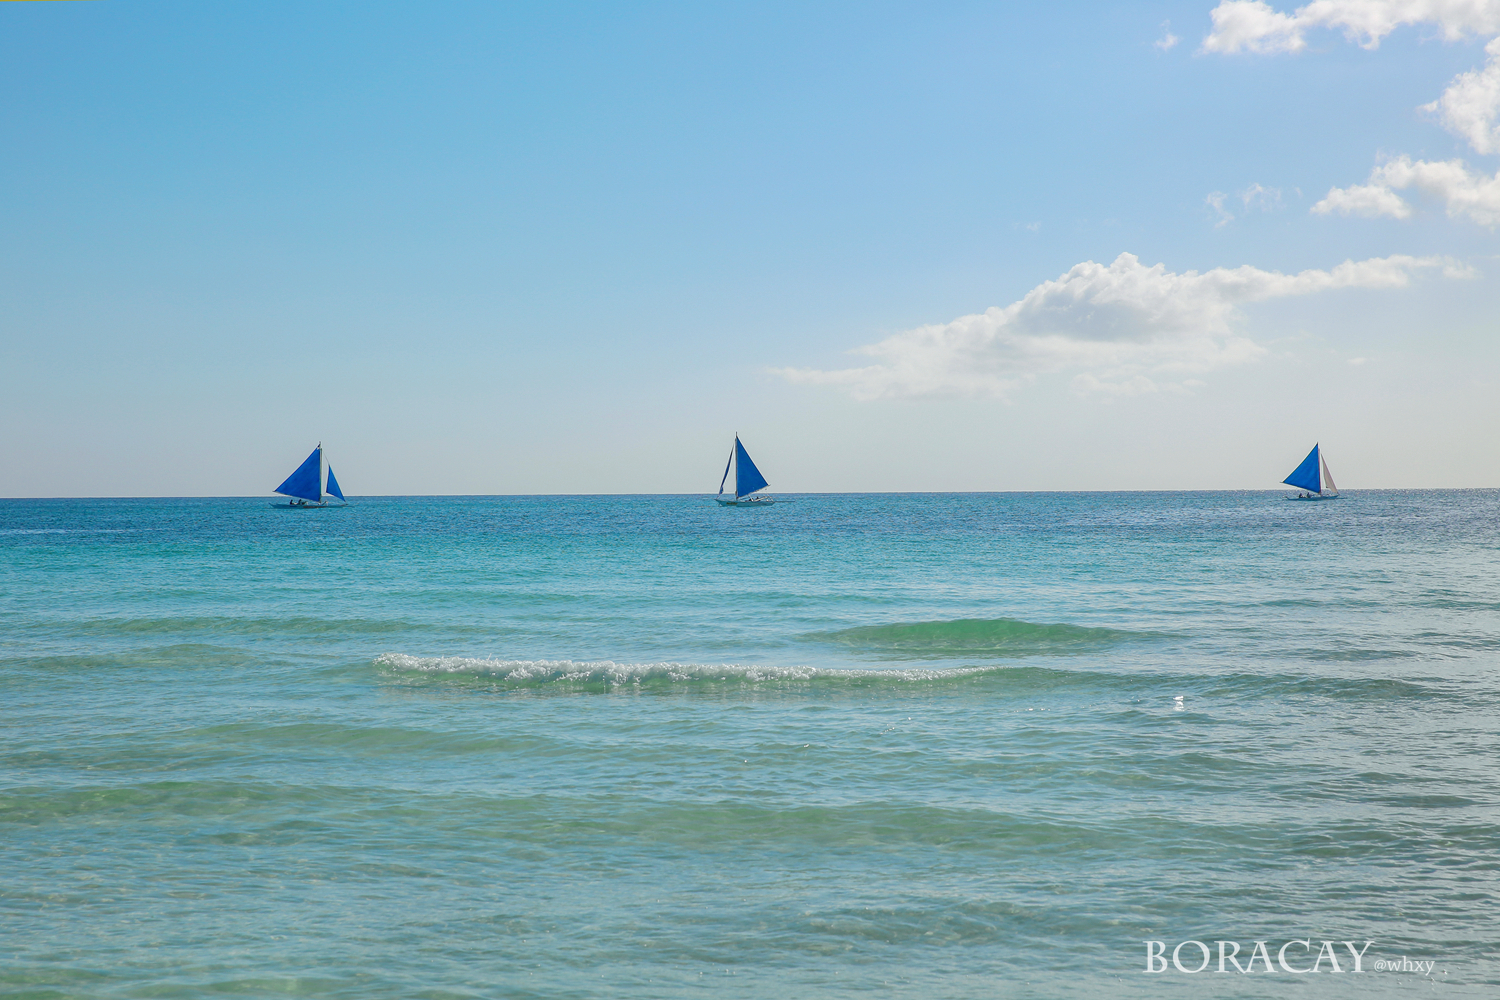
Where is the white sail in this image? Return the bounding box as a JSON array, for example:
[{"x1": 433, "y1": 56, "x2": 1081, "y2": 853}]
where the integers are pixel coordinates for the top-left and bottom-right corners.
[{"x1": 1320, "y1": 453, "x2": 1338, "y2": 494}]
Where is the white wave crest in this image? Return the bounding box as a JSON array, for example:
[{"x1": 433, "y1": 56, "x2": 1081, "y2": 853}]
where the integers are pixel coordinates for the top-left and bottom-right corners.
[{"x1": 374, "y1": 653, "x2": 989, "y2": 685}]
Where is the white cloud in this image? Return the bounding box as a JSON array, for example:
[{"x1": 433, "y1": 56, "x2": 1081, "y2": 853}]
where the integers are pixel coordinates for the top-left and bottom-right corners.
[
  {"x1": 1241, "y1": 182, "x2": 1284, "y2": 210},
  {"x1": 1202, "y1": 1, "x2": 1307, "y2": 53},
  {"x1": 1155, "y1": 21, "x2": 1181, "y2": 50},
  {"x1": 1201, "y1": 0, "x2": 1500, "y2": 55},
  {"x1": 1205, "y1": 183, "x2": 1283, "y2": 226},
  {"x1": 1206, "y1": 190, "x2": 1235, "y2": 226},
  {"x1": 1311, "y1": 176, "x2": 1415, "y2": 217},
  {"x1": 1313, "y1": 155, "x2": 1500, "y2": 224},
  {"x1": 1422, "y1": 35, "x2": 1500, "y2": 153},
  {"x1": 776, "y1": 252, "x2": 1450, "y2": 400},
  {"x1": 1201, "y1": 3, "x2": 1500, "y2": 227}
]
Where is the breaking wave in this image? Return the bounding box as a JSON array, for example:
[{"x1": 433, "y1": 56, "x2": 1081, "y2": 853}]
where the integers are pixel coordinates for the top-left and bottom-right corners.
[{"x1": 375, "y1": 653, "x2": 997, "y2": 689}]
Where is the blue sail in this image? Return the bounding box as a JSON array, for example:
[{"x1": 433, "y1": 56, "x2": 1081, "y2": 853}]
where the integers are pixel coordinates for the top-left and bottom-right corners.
[
  {"x1": 1283, "y1": 444, "x2": 1322, "y2": 493},
  {"x1": 275, "y1": 446, "x2": 323, "y2": 502},
  {"x1": 734, "y1": 437, "x2": 769, "y2": 497},
  {"x1": 325, "y1": 465, "x2": 345, "y2": 501}
]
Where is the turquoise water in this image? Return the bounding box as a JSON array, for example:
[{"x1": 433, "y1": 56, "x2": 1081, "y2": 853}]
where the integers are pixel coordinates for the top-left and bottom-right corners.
[{"x1": 2, "y1": 492, "x2": 1498, "y2": 998}]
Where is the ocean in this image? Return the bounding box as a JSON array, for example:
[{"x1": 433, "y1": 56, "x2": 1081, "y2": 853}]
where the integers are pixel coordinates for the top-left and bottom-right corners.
[{"x1": 2, "y1": 492, "x2": 1497, "y2": 998}]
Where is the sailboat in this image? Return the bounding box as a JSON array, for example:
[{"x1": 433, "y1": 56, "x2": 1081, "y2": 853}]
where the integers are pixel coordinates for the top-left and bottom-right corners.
[
  {"x1": 716, "y1": 435, "x2": 775, "y2": 506},
  {"x1": 1282, "y1": 443, "x2": 1340, "y2": 501},
  {"x1": 272, "y1": 443, "x2": 347, "y2": 508}
]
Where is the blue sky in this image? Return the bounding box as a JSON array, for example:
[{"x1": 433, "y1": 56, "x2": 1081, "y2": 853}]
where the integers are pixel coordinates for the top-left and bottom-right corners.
[{"x1": 2, "y1": 1, "x2": 1497, "y2": 495}]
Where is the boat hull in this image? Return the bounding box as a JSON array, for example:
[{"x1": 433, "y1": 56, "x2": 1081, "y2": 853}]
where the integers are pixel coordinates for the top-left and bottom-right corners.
[
  {"x1": 716, "y1": 497, "x2": 775, "y2": 506},
  {"x1": 271, "y1": 501, "x2": 336, "y2": 509},
  {"x1": 1285, "y1": 494, "x2": 1341, "y2": 501}
]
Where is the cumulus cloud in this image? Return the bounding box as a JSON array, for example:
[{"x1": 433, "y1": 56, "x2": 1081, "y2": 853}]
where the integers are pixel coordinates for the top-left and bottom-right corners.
[
  {"x1": 1201, "y1": 1, "x2": 1307, "y2": 53},
  {"x1": 1422, "y1": 35, "x2": 1500, "y2": 152},
  {"x1": 1311, "y1": 175, "x2": 1416, "y2": 217},
  {"x1": 776, "y1": 252, "x2": 1450, "y2": 400},
  {"x1": 1155, "y1": 21, "x2": 1181, "y2": 50},
  {"x1": 1201, "y1": 0, "x2": 1500, "y2": 54},
  {"x1": 1313, "y1": 155, "x2": 1500, "y2": 224}
]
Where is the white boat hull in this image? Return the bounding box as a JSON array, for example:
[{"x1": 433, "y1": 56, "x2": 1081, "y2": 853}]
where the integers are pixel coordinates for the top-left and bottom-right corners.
[{"x1": 716, "y1": 497, "x2": 775, "y2": 506}]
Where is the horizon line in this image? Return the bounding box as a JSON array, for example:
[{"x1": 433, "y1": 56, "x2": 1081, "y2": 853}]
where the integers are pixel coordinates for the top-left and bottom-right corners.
[{"x1": 4, "y1": 487, "x2": 1498, "y2": 501}]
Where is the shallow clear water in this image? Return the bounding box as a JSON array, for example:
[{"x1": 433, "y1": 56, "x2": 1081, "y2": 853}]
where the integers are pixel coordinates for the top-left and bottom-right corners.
[{"x1": 2, "y1": 492, "x2": 1497, "y2": 998}]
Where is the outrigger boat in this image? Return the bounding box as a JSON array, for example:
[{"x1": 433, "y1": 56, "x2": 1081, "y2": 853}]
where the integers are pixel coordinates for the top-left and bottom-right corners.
[
  {"x1": 272, "y1": 443, "x2": 347, "y2": 508},
  {"x1": 716, "y1": 435, "x2": 775, "y2": 506},
  {"x1": 1283, "y1": 443, "x2": 1340, "y2": 501}
]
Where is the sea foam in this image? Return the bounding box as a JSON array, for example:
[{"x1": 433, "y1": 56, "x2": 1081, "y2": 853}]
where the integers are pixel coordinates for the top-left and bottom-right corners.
[{"x1": 374, "y1": 653, "x2": 991, "y2": 686}]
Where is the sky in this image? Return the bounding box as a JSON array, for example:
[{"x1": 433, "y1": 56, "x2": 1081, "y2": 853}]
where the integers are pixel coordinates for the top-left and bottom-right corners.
[{"x1": 1, "y1": 0, "x2": 1497, "y2": 496}]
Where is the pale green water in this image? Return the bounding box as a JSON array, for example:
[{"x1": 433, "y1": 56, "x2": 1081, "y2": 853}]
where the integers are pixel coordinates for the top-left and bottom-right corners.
[{"x1": 2, "y1": 492, "x2": 1497, "y2": 997}]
